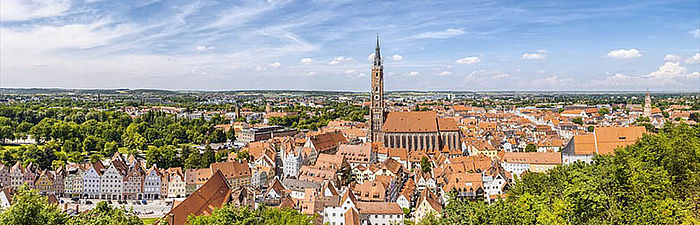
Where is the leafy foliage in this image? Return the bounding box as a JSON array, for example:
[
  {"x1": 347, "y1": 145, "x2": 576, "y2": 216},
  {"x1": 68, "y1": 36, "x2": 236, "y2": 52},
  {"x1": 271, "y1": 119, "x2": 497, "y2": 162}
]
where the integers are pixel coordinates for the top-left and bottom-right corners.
[
  {"x1": 187, "y1": 205, "x2": 313, "y2": 225},
  {"x1": 524, "y1": 143, "x2": 537, "y2": 152},
  {"x1": 0, "y1": 187, "x2": 67, "y2": 225},
  {"x1": 0, "y1": 187, "x2": 142, "y2": 225},
  {"x1": 421, "y1": 156, "x2": 432, "y2": 173},
  {"x1": 268, "y1": 102, "x2": 367, "y2": 130},
  {"x1": 66, "y1": 201, "x2": 142, "y2": 225}
]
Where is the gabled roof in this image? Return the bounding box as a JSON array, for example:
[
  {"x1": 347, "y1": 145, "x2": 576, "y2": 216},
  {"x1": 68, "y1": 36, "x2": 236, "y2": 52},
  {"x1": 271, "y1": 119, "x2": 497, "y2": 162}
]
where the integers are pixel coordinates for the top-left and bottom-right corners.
[
  {"x1": 568, "y1": 126, "x2": 647, "y2": 155},
  {"x1": 356, "y1": 202, "x2": 403, "y2": 215},
  {"x1": 418, "y1": 189, "x2": 443, "y2": 213},
  {"x1": 159, "y1": 170, "x2": 232, "y2": 225},
  {"x1": 344, "y1": 208, "x2": 360, "y2": 225},
  {"x1": 210, "y1": 161, "x2": 250, "y2": 180},
  {"x1": 307, "y1": 131, "x2": 348, "y2": 152},
  {"x1": 278, "y1": 195, "x2": 296, "y2": 209},
  {"x1": 340, "y1": 188, "x2": 357, "y2": 205},
  {"x1": 267, "y1": 178, "x2": 286, "y2": 196}
]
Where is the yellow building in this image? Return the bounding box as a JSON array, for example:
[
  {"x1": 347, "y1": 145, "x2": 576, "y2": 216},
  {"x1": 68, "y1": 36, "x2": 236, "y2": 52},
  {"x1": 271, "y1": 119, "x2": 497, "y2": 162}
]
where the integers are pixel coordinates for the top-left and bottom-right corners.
[{"x1": 35, "y1": 170, "x2": 54, "y2": 194}]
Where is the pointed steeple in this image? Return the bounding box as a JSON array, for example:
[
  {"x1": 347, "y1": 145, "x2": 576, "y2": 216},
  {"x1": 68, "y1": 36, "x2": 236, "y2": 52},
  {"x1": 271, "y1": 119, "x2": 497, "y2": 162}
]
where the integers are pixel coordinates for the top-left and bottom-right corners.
[{"x1": 373, "y1": 34, "x2": 382, "y2": 67}]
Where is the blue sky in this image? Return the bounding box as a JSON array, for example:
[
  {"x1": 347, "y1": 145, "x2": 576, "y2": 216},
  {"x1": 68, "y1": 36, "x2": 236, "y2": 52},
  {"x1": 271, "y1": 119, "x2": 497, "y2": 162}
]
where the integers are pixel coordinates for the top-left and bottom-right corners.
[{"x1": 1, "y1": 0, "x2": 698, "y2": 91}]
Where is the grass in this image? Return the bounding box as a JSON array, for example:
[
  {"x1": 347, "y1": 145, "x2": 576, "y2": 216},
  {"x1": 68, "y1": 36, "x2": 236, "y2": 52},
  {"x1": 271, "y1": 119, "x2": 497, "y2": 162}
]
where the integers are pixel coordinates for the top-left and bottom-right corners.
[{"x1": 140, "y1": 217, "x2": 159, "y2": 225}]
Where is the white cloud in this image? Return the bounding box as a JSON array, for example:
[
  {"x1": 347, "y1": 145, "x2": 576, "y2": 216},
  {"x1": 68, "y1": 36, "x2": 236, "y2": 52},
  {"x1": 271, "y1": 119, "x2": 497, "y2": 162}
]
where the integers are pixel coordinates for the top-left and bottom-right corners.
[
  {"x1": 646, "y1": 62, "x2": 691, "y2": 79},
  {"x1": 664, "y1": 54, "x2": 682, "y2": 62},
  {"x1": 438, "y1": 71, "x2": 452, "y2": 76},
  {"x1": 691, "y1": 29, "x2": 700, "y2": 38},
  {"x1": 413, "y1": 28, "x2": 466, "y2": 39},
  {"x1": 329, "y1": 56, "x2": 352, "y2": 65},
  {"x1": 533, "y1": 75, "x2": 573, "y2": 86},
  {"x1": 409, "y1": 71, "x2": 419, "y2": 76},
  {"x1": 606, "y1": 48, "x2": 642, "y2": 58},
  {"x1": 195, "y1": 45, "x2": 215, "y2": 51},
  {"x1": 254, "y1": 62, "x2": 280, "y2": 71},
  {"x1": 492, "y1": 72, "x2": 510, "y2": 79},
  {"x1": 300, "y1": 58, "x2": 313, "y2": 64},
  {"x1": 465, "y1": 69, "x2": 510, "y2": 81},
  {"x1": 345, "y1": 69, "x2": 357, "y2": 74},
  {"x1": 522, "y1": 53, "x2": 546, "y2": 60},
  {"x1": 0, "y1": 0, "x2": 71, "y2": 21},
  {"x1": 306, "y1": 71, "x2": 316, "y2": 76},
  {"x1": 357, "y1": 73, "x2": 367, "y2": 78},
  {"x1": 0, "y1": 20, "x2": 134, "y2": 55},
  {"x1": 392, "y1": 55, "x2": 403, "y2": 61},
  {"x1": 455, "y1": 57, "x2": 480, "y2": 64},
  {"x1": 685, "y1": 53, "x2": 700, "y2": 64},
  {"x1": 592, "y1": 62, "x2": 699, "y2": 89},
  {"x1": 535, "y1": 49, "x2": 547, "y2": 53}
]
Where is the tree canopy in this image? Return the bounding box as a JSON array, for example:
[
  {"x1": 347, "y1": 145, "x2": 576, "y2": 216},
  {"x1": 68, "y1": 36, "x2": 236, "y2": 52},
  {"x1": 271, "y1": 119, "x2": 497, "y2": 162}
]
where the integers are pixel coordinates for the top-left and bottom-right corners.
[{"x1": 186, "y1": 205, "x2": 313, "y2": 225}]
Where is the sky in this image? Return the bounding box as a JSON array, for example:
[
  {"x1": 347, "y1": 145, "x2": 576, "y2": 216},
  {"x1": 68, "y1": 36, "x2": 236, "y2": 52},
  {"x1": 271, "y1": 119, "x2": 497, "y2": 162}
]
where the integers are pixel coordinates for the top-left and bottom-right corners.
[{"x1": 0, "y1": 0, "x2": 699, "y2": 91}]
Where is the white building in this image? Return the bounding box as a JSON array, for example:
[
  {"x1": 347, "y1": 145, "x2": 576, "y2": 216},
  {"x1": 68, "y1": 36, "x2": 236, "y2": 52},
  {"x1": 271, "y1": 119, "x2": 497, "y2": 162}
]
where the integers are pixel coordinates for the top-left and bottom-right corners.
[
  {"x1": 9, "y1": 162, "x2": 23, "y2": 189},
  {"x1": 167, "y1": 171, "x2": 186, "y2": 198},
  {"x1": 83, "y1": 163, "x2": 103, "y2": 199},
  {"x1": 282, "y1": 147, "x2": 308, "y2": 178},
  {"x1": 143, "y1": 165, "x2": 162, "y2": 200},
  {"x1": 100, "y1": 163, "x2": 125, "y2": 200}
]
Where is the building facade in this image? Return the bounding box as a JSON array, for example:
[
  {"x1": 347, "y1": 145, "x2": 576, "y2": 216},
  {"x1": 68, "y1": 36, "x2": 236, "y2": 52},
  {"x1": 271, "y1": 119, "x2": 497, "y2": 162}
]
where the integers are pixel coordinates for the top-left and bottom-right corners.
[{"x1": 369, "y1": 36, "x2": 385, "y2": 143}]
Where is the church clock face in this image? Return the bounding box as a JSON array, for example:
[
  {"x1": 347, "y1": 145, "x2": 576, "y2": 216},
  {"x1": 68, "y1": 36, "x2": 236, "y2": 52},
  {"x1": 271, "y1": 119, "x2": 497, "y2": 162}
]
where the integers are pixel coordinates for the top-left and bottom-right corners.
[{"x1": 374, "y1": 94, "x2": 380, "y2": 101}]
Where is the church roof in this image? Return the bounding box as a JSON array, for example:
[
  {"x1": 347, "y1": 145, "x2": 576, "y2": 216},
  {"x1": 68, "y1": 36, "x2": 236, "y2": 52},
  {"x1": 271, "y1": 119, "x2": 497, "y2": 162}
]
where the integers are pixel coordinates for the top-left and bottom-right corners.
[
  {"x1": 382, "y1": 111, "x2": 460, "y2": 133},
  {"x1": 382, "y1": 111, "x2": 438, "y2": 132}
]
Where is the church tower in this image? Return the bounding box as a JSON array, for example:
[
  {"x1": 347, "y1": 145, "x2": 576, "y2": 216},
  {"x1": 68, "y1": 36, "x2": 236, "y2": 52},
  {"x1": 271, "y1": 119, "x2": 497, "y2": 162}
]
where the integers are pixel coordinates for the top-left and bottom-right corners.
[
  {"x1": 370, "y1": 35, "x2": 385, "y2": 143},
  {"x1": 643, "y1": 89, "x2": 651, "y2": 117}
]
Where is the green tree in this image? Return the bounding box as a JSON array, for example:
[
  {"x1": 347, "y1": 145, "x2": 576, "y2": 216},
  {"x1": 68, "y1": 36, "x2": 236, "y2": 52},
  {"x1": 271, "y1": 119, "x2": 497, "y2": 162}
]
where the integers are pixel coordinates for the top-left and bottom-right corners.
[
  {"x1": 185, "y1": 151, "x2": 202, "y2": 169},
  {"x1": 420, "y1": 156, "x2": 432, "y2": 173},
  {"x1": 572, "y1": 117, "x2": 583, "y2": 125},
  {"x1": 236, "y1": 150, "x2": 250, "y2": 162},
  {"x1": 66, "y1": 201, "x2": 142, "y2": 225},
  {"x1": 598, "y1": 107, "x2": 609, "y2": 116},
  {"x1": 0, "y1": 187, "x2": 67, "y2": 225},
  {"x1": 587, "y1": 126, "x2": 595, "y2": 132},
  {"x1": 201, "y1": 145, "x2": 216, "y2": 167},
  {"x1": 524, "y1": 143, "x2": 537, "y2": 152},
  {"x1": 187, "y1": 205, "x2": 313, "y2": 225}
]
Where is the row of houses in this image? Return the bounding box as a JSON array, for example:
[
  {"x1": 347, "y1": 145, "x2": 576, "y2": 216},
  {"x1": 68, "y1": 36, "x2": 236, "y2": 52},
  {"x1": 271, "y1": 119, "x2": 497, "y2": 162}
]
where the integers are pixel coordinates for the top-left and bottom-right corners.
[{"x1": 0, "y1": 152, "x2": 253, "y2": 201}]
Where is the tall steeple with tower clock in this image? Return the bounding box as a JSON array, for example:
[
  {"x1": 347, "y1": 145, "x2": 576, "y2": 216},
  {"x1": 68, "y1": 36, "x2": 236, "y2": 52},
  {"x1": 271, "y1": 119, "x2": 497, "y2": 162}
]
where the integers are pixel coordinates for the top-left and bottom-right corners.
[{"x1": 370, "y1": 35, "x2": 385, "y2": 143}]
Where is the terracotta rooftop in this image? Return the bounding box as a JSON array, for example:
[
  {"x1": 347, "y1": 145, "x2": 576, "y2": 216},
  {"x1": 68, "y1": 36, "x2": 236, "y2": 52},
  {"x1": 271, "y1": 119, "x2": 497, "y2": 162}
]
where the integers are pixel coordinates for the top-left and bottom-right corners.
[
  {"x1": 158, "y1": 170, "x2": 232, "y2": 225},
  {"x1": 382, "y1": 111, "x2": 438, "y2": 132},
  {"x1": 569, "y1": 126, "x2": 647, "y2": 155},
  {"x1": 500, "y1": 152, "x2": 562, "y2": 165},
  {"x1": 356, "y1": 201, "x2": 403, "y2": 215}
]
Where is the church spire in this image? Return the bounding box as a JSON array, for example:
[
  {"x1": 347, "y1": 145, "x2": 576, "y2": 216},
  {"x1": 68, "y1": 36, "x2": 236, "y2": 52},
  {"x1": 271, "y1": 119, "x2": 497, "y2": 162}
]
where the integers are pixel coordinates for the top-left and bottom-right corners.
[{"x1": 374, "y1": 34, "x2": 382, "y2": 67}]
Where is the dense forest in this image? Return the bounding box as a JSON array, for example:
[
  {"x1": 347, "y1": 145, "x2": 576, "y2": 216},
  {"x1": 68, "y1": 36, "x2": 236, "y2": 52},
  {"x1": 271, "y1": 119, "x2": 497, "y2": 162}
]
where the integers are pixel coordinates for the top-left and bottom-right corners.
[{"x1": 0, "y1": 106, "x2": 233, "y2": 170}]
